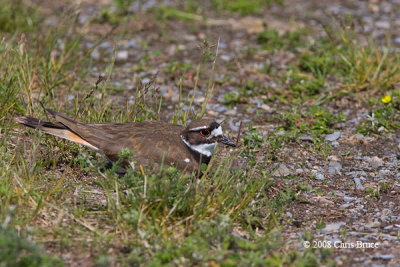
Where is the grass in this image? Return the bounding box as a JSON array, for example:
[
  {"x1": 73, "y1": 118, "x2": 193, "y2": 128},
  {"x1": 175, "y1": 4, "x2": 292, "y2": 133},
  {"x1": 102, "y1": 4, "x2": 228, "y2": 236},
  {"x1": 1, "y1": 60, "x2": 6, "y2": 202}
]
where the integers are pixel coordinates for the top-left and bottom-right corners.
[{"x1": 1, "y1": 0, "x2": 399, "y2": 266}]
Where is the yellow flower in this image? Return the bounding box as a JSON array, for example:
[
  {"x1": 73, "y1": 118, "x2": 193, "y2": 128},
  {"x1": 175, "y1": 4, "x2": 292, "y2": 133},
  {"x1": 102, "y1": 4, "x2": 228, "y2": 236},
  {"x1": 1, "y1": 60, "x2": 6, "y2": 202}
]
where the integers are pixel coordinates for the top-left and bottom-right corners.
[{"x1": 381, "y1": 95, "x2": 391, "y2": 104}]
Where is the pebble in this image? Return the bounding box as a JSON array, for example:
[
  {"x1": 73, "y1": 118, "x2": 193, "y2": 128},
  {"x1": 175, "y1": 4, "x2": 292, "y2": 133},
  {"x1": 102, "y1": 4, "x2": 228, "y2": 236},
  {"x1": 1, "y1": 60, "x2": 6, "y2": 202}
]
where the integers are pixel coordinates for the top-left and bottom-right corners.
[
  {"x1": 375, "y1": 21, "x2": 391, "y2": 29},
  {"x1": 373, "y1": 253, "x2": 395, "y2": 260},
  {"x1": 225, "y1": 109, "x2": 237, "y2": 116},
  {"x1": 331, "y1": 141, "x2": 340, "y2": 147},
  {"x1": 320, "y1": 222, "x2": 346, "y2": 233},
  {"x1": 328, "y1": 161, "x2": 342, "y2": 175},
  {"x1": 295, "y1": 168, "x2": 303, "y2": 174},
  {"x1": 368, "y1": 156, "x2": 383, "y2": 168},
  {"x1": 343, "y1": 196, "x2": 356, "y2": 203},
  {"x1": 91, "y1": 48, "x2": 100, "y2": 60},
  {"x1": 273, "y1": 164, "x2": 291, "y2": 177},
  {"x1": 384, "y1": 225, "x2": 393, "y2": 230},
  {"x1": 311, "y1": 170, "x2": 324, "y2": 180},
  {"x1": 194, "y1": 97, "x2": 206, "y2": 104},
  {"x1": 353, "y1": 177, "x2": 365, "y2": 190},
  {"x1": 339, "y1": 203, "x2": 352, "y2": 209},
  {"x1": 347, "y1": 118, "x2": 360, "y2": 125},
  {"x1": 217, "y1": 94, "x2": 226, "y2": 103},
  {"x1": 228, "y1": 121, "x2": 239, "y2": 131},
  {"x1": 124, "y1": 39, "x2": 137, "y2": 48},
  {"x1": 215, "y1": 106, "x2": 227, "y2": 113},
  {"x1": 298, "y1": 135, "x2": 313, "y2": 142},
  {"x1": 141, "y1": 78, "x2": 150, "y2": 84},
  {"x1": 355, "y1": 133, "x2": 364, "y2": 140},
  {"x1": 365, "y1": 221, "x2": 381, "y2": 229},
  {"x1": 328, "y1": 155, "x2": 340, "y2": 161},
  {"x1": 220, "y1": 54, "x2": 232, "y2": 61},
  {"x1": 116, "y1": 50, "x2": 129, "y2": 61},
  {"x1": 325, "y1": 131, "x2": 341, "y2": 141},
  {"x1": 183, "y1": 34, "x2": 196, "y2": 41},
  {"x1": 260, "y1": 104, "x2": 272, "y2": 112}
]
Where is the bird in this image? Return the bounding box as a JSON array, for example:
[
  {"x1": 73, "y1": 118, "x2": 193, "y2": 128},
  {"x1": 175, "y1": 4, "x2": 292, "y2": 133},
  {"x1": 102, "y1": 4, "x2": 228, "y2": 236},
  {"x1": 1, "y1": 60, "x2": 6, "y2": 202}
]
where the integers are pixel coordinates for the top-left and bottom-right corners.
[{"x1": 16, "y1": 109, "x2": 236, "y2": 173}]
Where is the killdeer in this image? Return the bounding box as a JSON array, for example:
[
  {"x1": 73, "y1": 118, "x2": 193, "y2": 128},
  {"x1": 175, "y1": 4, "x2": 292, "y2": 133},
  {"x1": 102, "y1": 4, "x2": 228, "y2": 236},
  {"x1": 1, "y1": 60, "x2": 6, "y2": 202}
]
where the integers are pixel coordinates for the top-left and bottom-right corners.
[{"x1": 16, "y1": 109, "x2": 236, "y2": 173}]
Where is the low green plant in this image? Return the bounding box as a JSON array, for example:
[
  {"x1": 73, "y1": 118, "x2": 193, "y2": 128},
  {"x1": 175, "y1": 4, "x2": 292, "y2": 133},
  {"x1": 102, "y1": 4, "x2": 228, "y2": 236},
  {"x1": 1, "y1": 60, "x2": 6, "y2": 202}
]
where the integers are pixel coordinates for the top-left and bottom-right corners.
[
  {"x1": 0, "y1": 208, "x2": 63, "y2": 267},
  {"x1": 212, "y1": 0, "x2": 282, "y2": 15},
  {"x1": 257, "y1": 28, "x2": 308, "y2": 51},
  {"x1": 357, "y1": 94, "x2": 400, "y2": 134},
  {"x1": 279, "y1": 106, "x2": 344, "y2": 138}
]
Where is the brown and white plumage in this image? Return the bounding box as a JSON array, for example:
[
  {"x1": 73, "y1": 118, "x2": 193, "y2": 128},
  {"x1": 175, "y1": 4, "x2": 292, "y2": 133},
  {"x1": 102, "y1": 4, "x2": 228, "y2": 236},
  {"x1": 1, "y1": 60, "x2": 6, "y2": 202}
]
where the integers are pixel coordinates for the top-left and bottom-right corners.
[{"x1": 16, "y1": 109, "x2": 236, "y2": 172}]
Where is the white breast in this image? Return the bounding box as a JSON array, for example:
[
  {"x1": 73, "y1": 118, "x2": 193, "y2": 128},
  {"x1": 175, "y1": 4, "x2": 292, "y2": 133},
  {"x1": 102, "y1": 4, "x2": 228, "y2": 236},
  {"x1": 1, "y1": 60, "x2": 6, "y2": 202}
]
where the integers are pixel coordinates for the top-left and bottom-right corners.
[{"x1": 181, "y1": 135, "x2": 216, "y2": 157}]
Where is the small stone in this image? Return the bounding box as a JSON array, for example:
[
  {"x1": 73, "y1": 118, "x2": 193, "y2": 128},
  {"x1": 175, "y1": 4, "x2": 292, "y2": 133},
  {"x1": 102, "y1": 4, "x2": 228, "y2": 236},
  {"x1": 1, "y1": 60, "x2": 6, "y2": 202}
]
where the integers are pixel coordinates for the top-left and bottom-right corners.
[
  {"x1": 331, "y1": 141, "x2": 340, "y2": 147},
  {"x1": 355, "y1": 133, "x2": 364, "y2": 140},
  {"x1": 343, "y1": 196, "x2": 356, "y2": 203},
  {"x1": 183, "y1": 34, "x2": 196, "y2": 41},
  {"x1": 373, "y1": 253, "x2": 395, "y2": 260},
  {"x1": 375, "y1": 21, "x2": 390, "y2": 29},
  {"x1": 215, "y1": 106, "x2": 227, "y2": 113},
  {"x1": 384, "y1": 225, "x2": 393, "y2": 230},
  {"x1": 347, "y1": 118, "x2": 360, "y2": 125},
  {"x1": 275, "y1": 130, "x2": 285, "y2": 136},
  {"x1": 377, "y1": 126, "x2": 386, "y2": 132},
  {"x1": 365, "y1": 221, "x2": 381, "y2": 229},
  {"x1": 328, "y1": 161, "x2": 342, "y2": 175},
  {"x1": 125, "y1": 38, "x2": 137, "y2": 48},
  {"x1": 228, "y1": 121, "x2": 239, "y2": 131},
  {"x1": 368, "y1": 156, "x2": 383, "y2": 168},
  {"x1": 250, "y1": 98, "x2": 262, "y2": 108},
  {"x1": 325, "y1": 131, "x2": 341, "y2": 142},
  {"x1": 320, "y1": 222, "x2": 346, "y2": 233},
  {"x1": 295, "y1": 168, "x2": 303, "y2": 174},
  {"x1": 91, "y1": 48, "x2": 100, "y2": 60},
  {"x1": 339, "y1": 203, "x2": 352, "y2": 209},
  {"x1": 220, "y1": 54, "x2": 232, "y2": 61},
  {"x1": 311, "y1": 170, "x2": 325, "y2": 181},
  {"x1": 141, "y1": 77, "x2": 150, "y2": 84},
  {"x1": 207, "y1": 110, "x2": 217, "y2": 117},
  {"x1": 116, "y1": 50, "x2": 129, "y2": 61},
  {"x1": 353, "y1": 177, "x2": 364, "y2": 190},
  {"x1": 194, "y1": 97, "x2": 206, "y2": 104},
  {"x1": 298, "y1": 135, "x2": 313, "y2": 142},
  {"x1": 225, "y1": 109, "x2": 237, "y2": 116},
  {"x1": 260, "y1": 104, "x2": 272, "y2": 112},
  {"x1": 273, "y1": 164, "x2": 291, "y2": 177},
  {"x1": 328, "y1": 155, "x2": 340, "y2": 161}
]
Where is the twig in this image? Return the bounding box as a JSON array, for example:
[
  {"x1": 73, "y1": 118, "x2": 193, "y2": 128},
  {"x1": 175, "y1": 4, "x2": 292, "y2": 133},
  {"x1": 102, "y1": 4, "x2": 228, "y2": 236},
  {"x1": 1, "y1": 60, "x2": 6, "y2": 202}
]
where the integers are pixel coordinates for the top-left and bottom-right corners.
[{"x1": 235, "y1": 120, "x2": 242, "y2": 148}]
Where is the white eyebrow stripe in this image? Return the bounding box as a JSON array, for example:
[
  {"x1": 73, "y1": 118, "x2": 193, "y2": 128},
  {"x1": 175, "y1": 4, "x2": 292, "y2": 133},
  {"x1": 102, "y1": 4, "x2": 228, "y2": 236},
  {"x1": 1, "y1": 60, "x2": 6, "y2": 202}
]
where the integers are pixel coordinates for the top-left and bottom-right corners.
[
  {"x1": 207, "y1": 126, "x2": 223, "y2": 139},
  {"x1": 189, "y1": 126, "x2": 208, "y2": 131}
]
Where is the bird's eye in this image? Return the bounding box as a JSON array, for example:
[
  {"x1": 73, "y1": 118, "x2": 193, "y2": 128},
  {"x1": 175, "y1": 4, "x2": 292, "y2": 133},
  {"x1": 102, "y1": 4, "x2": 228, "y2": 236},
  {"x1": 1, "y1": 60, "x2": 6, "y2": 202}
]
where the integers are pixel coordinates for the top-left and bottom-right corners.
[{"x1": 200, "y1": 129, "x2": 211, "y2": 137}]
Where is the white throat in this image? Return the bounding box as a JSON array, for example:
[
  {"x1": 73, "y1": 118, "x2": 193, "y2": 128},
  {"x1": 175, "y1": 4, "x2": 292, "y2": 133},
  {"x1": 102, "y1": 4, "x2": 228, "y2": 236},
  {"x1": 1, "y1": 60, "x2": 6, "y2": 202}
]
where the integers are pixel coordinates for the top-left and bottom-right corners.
[{"x1": 181, "y1": 135, "x2": 216, "y2": 157}]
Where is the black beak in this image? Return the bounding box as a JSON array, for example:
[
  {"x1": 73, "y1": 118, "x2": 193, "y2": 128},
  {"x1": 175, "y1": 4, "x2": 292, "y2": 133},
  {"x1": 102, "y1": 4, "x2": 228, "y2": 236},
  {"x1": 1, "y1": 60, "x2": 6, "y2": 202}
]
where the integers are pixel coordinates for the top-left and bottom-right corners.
[{"x1": 219, "y1": 136, "x2": 236, "y2": 147}]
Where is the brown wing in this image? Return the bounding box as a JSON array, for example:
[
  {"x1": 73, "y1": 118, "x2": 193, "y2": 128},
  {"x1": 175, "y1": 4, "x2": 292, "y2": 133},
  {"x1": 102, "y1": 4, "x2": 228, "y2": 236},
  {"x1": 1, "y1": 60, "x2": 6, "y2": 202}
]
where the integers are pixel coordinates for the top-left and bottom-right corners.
[
  {"x1": 45, "y1": 110, "x2": 198, "y2": 169},
  {"x1": 19, "y1": 110, "x2": 199, "y2": 171}
]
